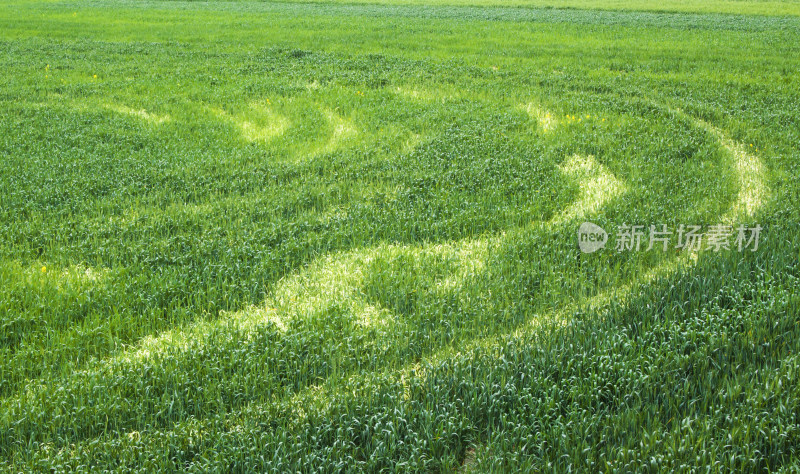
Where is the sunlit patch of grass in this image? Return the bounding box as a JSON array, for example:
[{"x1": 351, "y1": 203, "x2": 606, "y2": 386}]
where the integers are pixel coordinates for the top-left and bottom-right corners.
[
  {"x1": 552, "y1": 154, "x2": 626, "y2": 225},
  {"x1": 103, "y1": 103, "x2": 171, "y2": 124},
  {"x1": 205, "y1": 103, "x2": 290, "y2": 144},
  {"x1": 400, "y1": 131, "x2": 423, "y2": 155},
  {"x1": 701, "y1": 122, "x2": 769, "y2": 221},
  {"x1": 271, "y1": 247, "x2": 390, "y2": 323},
  {"x1": 521, "y1": 102, "x2": 557, "y2": 132},
  {"x1": 311, "y1": 107, "x2": 358, "y2": 157},
  {"x1": 271, "y1": 236, "x2": 492, "y2": 329},
  {"x1": 237, "y1": 101, "x2": 290, "y2": 143},
  {"x1": 20, "y1": 97, "x2": 171, "y2": 126},
  {"x1": 391, "y1": 85, "x2": 455, "y2": 103},
  {"x1": 4, "y1": 260, "x2": 98, "y2": 292}
]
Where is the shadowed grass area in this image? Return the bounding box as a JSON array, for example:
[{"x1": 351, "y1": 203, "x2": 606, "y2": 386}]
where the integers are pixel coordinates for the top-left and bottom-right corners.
[{"x1": 1, "y1": 0, "x2": 799, "y2": 470}]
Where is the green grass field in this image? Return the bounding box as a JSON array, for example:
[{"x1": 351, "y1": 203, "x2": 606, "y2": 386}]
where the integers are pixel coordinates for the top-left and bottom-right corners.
[{"x1": 1, "y1": 0, "x2": 800, "y2": 471}]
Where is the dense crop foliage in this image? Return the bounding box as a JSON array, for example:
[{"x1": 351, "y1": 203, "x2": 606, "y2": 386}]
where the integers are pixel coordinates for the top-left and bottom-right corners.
[{"x1": 1, "y1": 0, "x2": 799, "y2": 471}]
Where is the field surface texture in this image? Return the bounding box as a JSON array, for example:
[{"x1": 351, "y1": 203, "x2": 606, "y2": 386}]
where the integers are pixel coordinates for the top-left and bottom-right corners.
[{"x1": 1, "y1": 0, "x2": 800, "y2": 471}]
